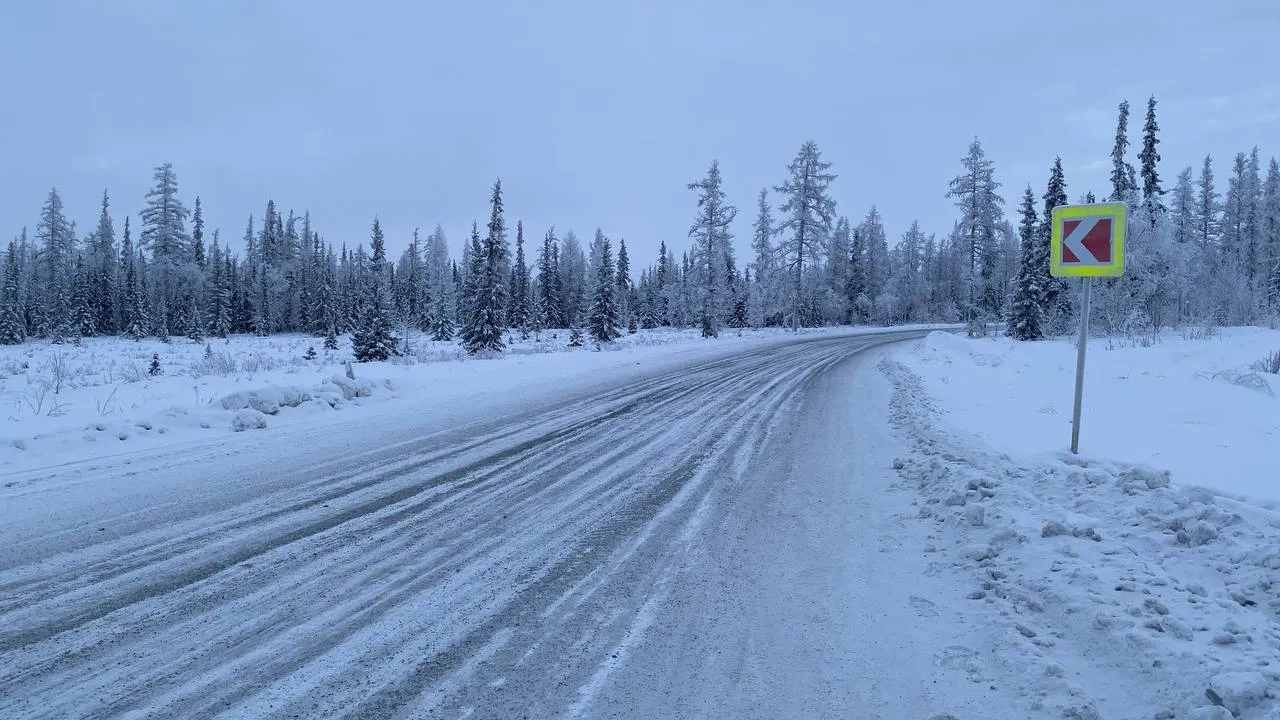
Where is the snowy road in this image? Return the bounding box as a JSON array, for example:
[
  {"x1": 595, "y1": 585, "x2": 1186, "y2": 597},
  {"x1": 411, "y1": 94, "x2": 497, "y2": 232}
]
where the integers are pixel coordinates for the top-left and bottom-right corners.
[{"x1": 0, "y1": 329, "x2": 1000, "y2": 719}]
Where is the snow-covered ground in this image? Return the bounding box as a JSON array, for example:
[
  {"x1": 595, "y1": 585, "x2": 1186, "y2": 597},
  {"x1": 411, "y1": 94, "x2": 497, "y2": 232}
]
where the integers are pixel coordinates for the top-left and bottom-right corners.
[
  {"x1": 0, "y1": 324, "x2": 954, "y2": 477},
  {"x1": 2, "y1": 327, "x2": 1005, "y2": 719},
  {"x1": 884, "y1": 327, "x2": 1280, "y2": 719}
]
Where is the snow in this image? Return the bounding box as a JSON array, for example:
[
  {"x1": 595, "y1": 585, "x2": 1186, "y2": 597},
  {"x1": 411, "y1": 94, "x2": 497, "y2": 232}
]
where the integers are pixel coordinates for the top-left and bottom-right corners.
[
  {"x1": 3, "y1": 327, "x2": 995, "y2": 719},
  {"x1": 0, "y1": 324, "x2": 954, "y2": 478},
  {"x1": 883, "y1": 328, "x2": 1280, "y2": 719},
  {"x1": 898, "y1": 326, "x2": 1280, "y2": 504}
]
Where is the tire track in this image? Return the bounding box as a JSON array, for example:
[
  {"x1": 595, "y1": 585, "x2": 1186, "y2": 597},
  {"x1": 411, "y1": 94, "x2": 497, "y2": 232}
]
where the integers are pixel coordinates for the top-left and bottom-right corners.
[{"x1": 0, "y1": 332, "x2": 921, "y2": 720}]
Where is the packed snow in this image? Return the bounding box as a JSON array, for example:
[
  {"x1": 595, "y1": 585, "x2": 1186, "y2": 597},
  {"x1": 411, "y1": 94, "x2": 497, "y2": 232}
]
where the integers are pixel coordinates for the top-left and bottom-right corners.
[{"x1": 883, "y1": 327, "x2": 1280, "y2": 719}]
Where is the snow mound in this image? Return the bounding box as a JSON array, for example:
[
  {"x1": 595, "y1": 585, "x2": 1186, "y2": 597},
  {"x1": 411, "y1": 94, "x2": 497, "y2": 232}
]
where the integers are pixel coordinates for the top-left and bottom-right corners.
[
  {"x1": 881, "y1": 356, "x2": 1280, "y2": 720},
  {"x1": 219, "y1": 386, "x2": 312, "y2": 415},
  {"x1": 230, "y1": 409, "x2": 268, "y2": 432}
]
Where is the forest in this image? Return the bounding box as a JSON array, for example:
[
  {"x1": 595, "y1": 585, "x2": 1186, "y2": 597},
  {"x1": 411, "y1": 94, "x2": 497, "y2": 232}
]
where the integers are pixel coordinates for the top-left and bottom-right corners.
[{"x1": 2, "y1": 96, "x2": 1277, "y2": 360}]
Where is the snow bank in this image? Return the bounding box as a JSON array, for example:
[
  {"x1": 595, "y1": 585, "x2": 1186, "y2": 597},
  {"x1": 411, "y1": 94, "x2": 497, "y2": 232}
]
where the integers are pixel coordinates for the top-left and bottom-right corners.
[
  {"x1": 0, "y1": 324, "x2": 954, "y2": 476},
  {"x1": 880, "y1": 351, "x2": 1280, "y2": 720},
  {"x1": 898, "y1": 326, "x2": 1280, "y2": 503}
]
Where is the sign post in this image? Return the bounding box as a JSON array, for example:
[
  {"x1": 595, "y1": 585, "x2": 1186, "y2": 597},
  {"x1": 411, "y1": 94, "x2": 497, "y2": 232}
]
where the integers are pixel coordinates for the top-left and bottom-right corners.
[{"x1": 1050, "y1": 201, "x2": 1127, "y2": 454}]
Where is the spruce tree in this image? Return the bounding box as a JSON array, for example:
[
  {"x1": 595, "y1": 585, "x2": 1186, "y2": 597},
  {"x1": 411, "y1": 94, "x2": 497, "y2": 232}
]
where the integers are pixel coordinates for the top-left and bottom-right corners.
[
  {"x1": 1139, "y1": 96, "x2": 1165, "y2": 220},
  {"x1": 91, "y1": 190, "x2": 119, "y2": 335},
  {"x1": 537, "y1": 227, "x2": 562, "y2": 328},
  {"x1": 510, "y1": 220, "x2": 530, "y2": 331},
  {"x1": 431, "y1": 270, "x2": 455, "y2": 341},
  {"x1": 1040, "y1": 158, "x2": 1073, "y2": 331},
  {"x1": 1110, "y1": 100, "x2": 1137, "y2": 202},
  {"x1": 728, "y1": 265, "x2": 748, "y2": 328},
  {"x1": 750, "y1": 188, "x2": 775, "y2": 326},
  {"x1": 185, "y1": 294, "x2": 204, "y2": 342},
  {"x1": 352, "y1": 218, "x2": 398, "y2": 361},
  {"x1": 588, "y1": 234, "x2": 622, "y2": 343},
  {"x1": 71, "y1": 257, "x2": 95, "y2": 338},
  {"x1": 36, "y1": 188, "x2": 75, "y2": 339},
  {"x1": 616, "y1": 238, "x2": 632, "y2": 331},
  {"x1": 1007, "y1": 186, "x2": 1044, "y2": 340},
  {"x1": 208, "y1": 241, "x2": 233, "y2": 338},
  {"x1": 0, "y1": 240, "x2": 27, "y2": 344},
  {"x1": 461, "y1": 181, "x2": 510, "y2": 355},
  {"x1": 845, "y1": 226, "x2": 868, "y2": 322},
  {"x1": 192, "y1": 196, "x2": 206, "y2": 268}
]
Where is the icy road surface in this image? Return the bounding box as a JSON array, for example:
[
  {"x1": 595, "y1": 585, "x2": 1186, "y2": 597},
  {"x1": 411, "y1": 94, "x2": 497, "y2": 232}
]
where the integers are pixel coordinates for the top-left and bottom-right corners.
[{"x1": 0, "y1": 329, "x2": 1005, "y2": 719}]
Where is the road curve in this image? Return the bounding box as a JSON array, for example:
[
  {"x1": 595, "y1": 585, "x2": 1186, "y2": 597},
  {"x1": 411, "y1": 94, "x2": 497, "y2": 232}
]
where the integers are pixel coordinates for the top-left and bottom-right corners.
[{"x1": 0, "y1": 329, "x2": 945, "y2": 719}]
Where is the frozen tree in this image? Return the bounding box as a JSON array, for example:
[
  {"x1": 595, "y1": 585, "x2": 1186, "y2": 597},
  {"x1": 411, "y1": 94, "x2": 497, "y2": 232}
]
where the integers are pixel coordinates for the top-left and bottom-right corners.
[
  {"x1": 1039, "y1": 158, "x2": 1073, "y2": 333},
  {"x1": 749, "y1": 188, "x2": 778, "y2": 326},
  {"x1": 208, "y1": 239, "x2": 233, "y2": 338},
  {"x1": 616, "y1": 238, "x2": 633, "y2": 332},
  {"x1": 352, "y1": 218, "x2": 398, "y2": 361},
  {"x1": 774, "y1": 141, "x2": 837, "y2": 329},
  {"x1": 1168, "y1": 167, "x2": 1198, "y2": 323},
  {"x1": 887, "y1": 220, "x2": 928, "y2": 323},
  {"x1": 510, "y1": 220, "x2": 531, "y2": 332},
  {"x1": 845, "y1": 224, "x2": 869, "y2": 322},
  {"x1": 88, "y1": 190, "x2": 118, "y2": 335},
  {"x1": 588, "y1": 232, "x2": 621, "y2": 343},
  {"x1": 1007, "y1": 186, "x2": 1045, "y2": 340},
  {"x1": 1264, "y1": 158, "x2": 1280, "y2": 313},
  {"x1": 0, "y1": 240, "x2": 26, "y2": 344},
  {"x1": 191, "y1": 196, "x2": 206, "y2": 268},
  {"x1": 946, "y1": 137, "x2": 1008, "y2": 331},
  {"x1": 860, "y1": 206, "x2": 892, "y2": 318},
  {"x1": 1110, "y1": 100, "x2": 1138, "y2": 202},
  {"x1": 687, "y1": 160, "x2": 737, "y2": 337},
  {"x1": 558, "y1": 231, "x2": 586, "y2": 327},
  {"x1": 36, "y1": 188, "x2": 75, "y2": 338},
  {"x1": 536, "y1": 227, "x2": 562, "y2": 329},
  {"x1": 461, "y1": 180, "x2": 510, "y2": 354},
  {"x1": 1139, "y1": 96, "x2": 1165, "y2": 220},
  {"x1": 139, "y1": 163, "x2": 191, "y2": 333}
]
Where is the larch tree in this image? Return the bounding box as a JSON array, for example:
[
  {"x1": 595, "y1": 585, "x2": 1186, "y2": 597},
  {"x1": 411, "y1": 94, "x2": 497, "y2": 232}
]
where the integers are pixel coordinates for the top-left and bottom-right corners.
[
  {"x1": 749, "y1": 188, "x2": 776, "y2": 327},
  {"x1": 946, "y1": 137, "x2": 1007, "y2": 332},
  {"x1": 139, "y1": 162, "x2": 192, "y2": 337},
  {"x1": 774, "y1": 141, "x2": 837, "y2": 330}
]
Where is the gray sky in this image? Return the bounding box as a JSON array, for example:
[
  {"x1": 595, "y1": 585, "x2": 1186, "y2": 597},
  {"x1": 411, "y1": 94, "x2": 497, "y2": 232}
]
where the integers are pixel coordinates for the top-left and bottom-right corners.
[{"x1": 2, "y1": 0, "x2": 1278, "y2": 267}]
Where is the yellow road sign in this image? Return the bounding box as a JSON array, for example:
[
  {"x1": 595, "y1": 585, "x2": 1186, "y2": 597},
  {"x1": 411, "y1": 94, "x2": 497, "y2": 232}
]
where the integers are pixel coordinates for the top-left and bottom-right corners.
[{"x1": 1050, "y1": 202, "x2": 1127, "y2": 278}]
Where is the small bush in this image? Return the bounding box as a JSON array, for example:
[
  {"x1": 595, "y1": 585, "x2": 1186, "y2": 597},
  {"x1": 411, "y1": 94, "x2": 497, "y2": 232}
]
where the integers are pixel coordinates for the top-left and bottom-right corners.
[{"x1": 1252, "y1": 349, "x2": 1280, "y2": 375}]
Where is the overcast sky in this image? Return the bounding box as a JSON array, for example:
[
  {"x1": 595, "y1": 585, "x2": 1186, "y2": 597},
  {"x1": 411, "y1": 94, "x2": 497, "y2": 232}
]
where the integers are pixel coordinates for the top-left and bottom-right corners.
[{"x1": 2, "y1": 0, "x2": 1278, "y2": 266}]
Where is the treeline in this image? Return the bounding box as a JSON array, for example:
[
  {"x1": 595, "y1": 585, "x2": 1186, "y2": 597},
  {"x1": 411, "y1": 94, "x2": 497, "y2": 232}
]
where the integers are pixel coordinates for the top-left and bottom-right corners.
[{"x1": 2, "y1": 98, "x2": 1277, "y2": 359}]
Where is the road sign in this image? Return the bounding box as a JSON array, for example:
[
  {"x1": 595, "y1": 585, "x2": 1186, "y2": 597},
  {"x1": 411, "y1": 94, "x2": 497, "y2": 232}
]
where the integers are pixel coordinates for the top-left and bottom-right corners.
[
  {"x1": 1050, "y1": 202, "x2": 1127, "y2": 278},
  {"x1": 1046, "y1": 201, "x2": 1128, "y2": 454}
]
